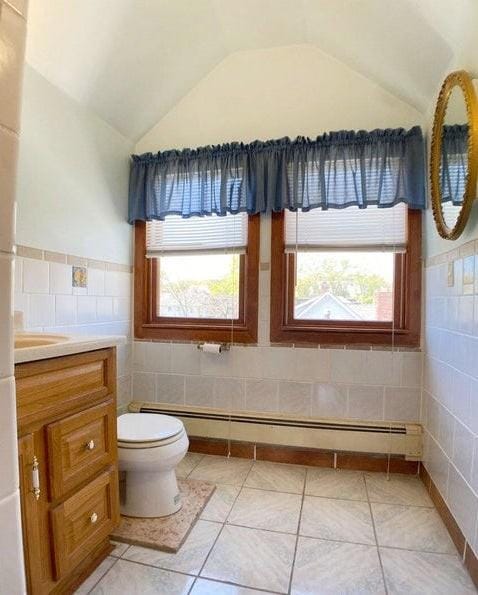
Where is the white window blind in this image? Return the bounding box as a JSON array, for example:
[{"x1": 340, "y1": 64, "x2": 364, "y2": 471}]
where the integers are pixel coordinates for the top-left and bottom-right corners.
[
  {"x1": 146, "y1": 212, "x2": 248, "y2": 257},
  {"x1": 285, "y1": 203, "x2": 408, "y2": 253}
]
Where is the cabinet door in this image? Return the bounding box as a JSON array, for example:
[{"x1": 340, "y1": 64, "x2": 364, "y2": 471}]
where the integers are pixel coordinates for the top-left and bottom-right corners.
[{"x1": 18, "y1": 433, "x2": 55, "y2": 595}]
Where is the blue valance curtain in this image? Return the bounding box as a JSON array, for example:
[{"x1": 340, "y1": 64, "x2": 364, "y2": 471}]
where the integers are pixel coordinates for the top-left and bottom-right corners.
[
  {"x1": 440, "y1": 124, "x2": 468, "y2": 205},
  {"x1": 128, "y1": 126, "x2": 425, "y2": 223}
]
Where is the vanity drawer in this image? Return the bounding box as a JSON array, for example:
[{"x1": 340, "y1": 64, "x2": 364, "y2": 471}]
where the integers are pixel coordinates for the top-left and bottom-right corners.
[
  {"x1": 50, "y1": 468, "x2": 119, "y2": 580},
  {"x1": 47, "y1": 400, "x2": 117, "y2": 500},
  {"x1": 16, "y1": 349, "x2": 115, "y2": 430}
]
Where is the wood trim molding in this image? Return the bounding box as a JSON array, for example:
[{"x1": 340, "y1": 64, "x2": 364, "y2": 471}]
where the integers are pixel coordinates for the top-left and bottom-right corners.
[
  {"x1": 270, "y1": 209, "x2": 422, "y2": 346},
  {"x1": 420, "y1": 463, "x2": 478, "y2": 589},
  {"x1": 134, "y1": 215, "x2": 260, "y2": 343},
  {"x1": 188, "y1": 436, "x2": 419, "y2": 474}
]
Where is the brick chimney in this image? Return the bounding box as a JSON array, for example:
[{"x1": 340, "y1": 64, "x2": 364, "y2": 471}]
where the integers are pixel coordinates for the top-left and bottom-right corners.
[{"x1": 376, "y1": 291, "x2": 393, "y2": 321}]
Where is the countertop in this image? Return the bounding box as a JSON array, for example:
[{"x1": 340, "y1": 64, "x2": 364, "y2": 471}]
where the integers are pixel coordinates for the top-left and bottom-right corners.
[{"x1": 14, "y1": 334, "x2": 127, "y2": 364}]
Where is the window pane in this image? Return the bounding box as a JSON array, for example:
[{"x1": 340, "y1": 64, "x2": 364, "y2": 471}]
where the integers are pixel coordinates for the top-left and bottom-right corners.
[
  {"x1": 294, "y1": 252, "x2": 394, "y2": 322},
  {"x1": 157, "y1": 254, "x2": 240, "y2": 319}
]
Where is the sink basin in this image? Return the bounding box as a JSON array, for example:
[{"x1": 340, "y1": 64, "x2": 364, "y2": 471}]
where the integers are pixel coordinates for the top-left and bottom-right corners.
[{"x1": 14, "y1": 334, "x2": 70, "y2": 349}]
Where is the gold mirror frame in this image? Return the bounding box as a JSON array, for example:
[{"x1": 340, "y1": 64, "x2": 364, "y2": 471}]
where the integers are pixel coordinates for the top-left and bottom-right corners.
[{"x1": 430, "y1": 70, "x2": 478, "y2": 240}]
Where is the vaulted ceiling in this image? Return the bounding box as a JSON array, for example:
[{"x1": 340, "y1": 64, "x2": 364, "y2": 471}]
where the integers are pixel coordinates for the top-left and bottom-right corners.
[{"x1": 25, "y1": 0, "x2": 476, "y2": 141}]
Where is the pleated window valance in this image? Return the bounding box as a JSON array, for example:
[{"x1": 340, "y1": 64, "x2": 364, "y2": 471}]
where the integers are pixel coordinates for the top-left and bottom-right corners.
[
  {"x1": 128, "y1": 126, "x2": 425, "y2": 223},
  {"x1": 440, "y1": 124, "x2": 468, "y2": 206}
]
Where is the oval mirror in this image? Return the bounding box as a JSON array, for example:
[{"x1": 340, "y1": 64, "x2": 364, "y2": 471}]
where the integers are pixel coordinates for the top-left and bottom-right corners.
[{"x1": 430, "y1": 70, "x2": 478, "y2": 240}]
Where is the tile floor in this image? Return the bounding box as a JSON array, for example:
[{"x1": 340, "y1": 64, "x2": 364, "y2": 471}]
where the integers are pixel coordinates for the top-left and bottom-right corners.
[{"x1": 76, "y1": 454, "x2": 477, "y2": 594}]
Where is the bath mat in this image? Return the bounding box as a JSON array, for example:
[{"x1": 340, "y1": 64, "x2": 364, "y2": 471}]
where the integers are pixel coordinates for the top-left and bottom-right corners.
[{"x1": 111, "y1": 478, "x2": 215, "y2": 553}]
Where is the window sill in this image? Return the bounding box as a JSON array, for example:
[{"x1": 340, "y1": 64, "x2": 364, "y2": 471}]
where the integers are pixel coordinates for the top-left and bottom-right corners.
[
  {"x1": 269, "y1": 324, "x2": 420, "y2": 348},
  {"x1": 134, "y1": 322, "x2": 257, "y2": 344}
]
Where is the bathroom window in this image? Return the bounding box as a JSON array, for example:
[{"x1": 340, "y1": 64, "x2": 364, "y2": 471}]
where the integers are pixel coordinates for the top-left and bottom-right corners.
[
  {"x1": 134, "y1": 213, "x2": 259, "y2": 342},
  {"x1": 270, "y1": 205, "x2": 421, "y2": 346}
]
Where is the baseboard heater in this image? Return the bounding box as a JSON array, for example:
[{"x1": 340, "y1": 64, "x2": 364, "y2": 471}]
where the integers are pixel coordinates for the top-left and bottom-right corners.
[{"x1": 128, "y1": 401, "x2": 422, "y2": 460}]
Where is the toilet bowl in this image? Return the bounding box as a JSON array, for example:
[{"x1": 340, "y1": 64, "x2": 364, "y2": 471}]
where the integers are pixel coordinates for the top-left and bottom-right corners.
[{"x1": 117, "y1": 413, "x2": 189, "y2": 518}]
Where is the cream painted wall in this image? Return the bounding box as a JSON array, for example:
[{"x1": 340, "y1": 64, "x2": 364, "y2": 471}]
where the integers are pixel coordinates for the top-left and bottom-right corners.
[
  {"x1": 422, "y1": 0, "x2": 478, "y2": 258},
  {"x1": 16, "y1": 66, "x2": 134, "y2": 265},
  {"x1": 136, "y1": 44, "x2": 422, "y2": 153}
]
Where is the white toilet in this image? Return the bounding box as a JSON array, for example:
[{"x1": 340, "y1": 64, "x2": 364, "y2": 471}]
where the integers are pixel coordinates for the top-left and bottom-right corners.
[{"x1": 117, "y1": 413, "x2": 189, "y2": 518}]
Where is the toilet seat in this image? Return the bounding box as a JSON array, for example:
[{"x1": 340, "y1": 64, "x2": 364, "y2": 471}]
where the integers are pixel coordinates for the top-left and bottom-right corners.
[{"x1": 118, "y1": 413, "x2": 185, "y2": 449}]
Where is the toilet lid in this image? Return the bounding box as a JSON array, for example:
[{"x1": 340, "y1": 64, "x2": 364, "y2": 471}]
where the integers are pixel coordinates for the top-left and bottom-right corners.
[{"x1": 117, "y1": 413, "x2": 184, "y2": 443}]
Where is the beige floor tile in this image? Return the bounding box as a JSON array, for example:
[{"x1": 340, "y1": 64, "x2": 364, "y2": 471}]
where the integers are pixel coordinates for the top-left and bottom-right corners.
[
  {"x1": 300, "y1": 495, "x2": 375, "y2": 545},
  {"x1": 305, "y1": 468, "x2": 367, "y2": 501},
  {"x1": 228, "y1": 488, "x2": 302, "y2": 533},
  {"x1": 372, "y1": 503, "x2": 456, "y2": 553},
  {"x1": 176, "y1": 453, "x2": 205, "y2": 478},
  {"x1": 190, "y1": 578, "x2": 265, "y2": 594},
  {"x1": 365, "y1": 473, "x2": 432, "y2": 507},
  {"x1": 122, "y1": 520, "x2": 221, "y2": 575},
  {"x1": 201, "y1": 524, "x2": 296, "y2": 593},
  {"x1": 90, "y1": 559, "x2": 194, "y2": 594},
  {"x1": 189, "y1": 455, "x2": 253, "y2": 486},
  {"x1": 110, "y1": 541, "x2": 129, "y2": 558},
  {"x1": 244, "y1": 461, "x2": 306, "y2": 494},
  {"x1": 291, "y1": 537, "x2": 385, "y2": 594},
  {"x1": 380, "y1": 547, "x2": 476, "y2": 594},
  {"x1": 75, "y1": 556, "x2": 117, "y2": 594},
  {"x1": 200, "y1": 484, "x2": 241, "y2": 522}
]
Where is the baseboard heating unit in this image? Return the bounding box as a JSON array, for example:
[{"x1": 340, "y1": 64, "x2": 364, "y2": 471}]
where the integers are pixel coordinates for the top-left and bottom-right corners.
[{"x1": 128, "y1": 401, "x2": 422, "y2": 460}]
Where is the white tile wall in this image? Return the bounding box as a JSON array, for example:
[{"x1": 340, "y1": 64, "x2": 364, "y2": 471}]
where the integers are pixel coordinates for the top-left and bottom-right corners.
[
  {"x1": 312, "y1": 383, "x2": 347, "y2": 418},
  {"x1": 0, "y1": 491, "x2": 26, "y2": 594},
  {"x1": 0, "y1": 377, "x2": 19, "y2": 500},
  {"x1": 0, "y1": 2, "x2": 28, "y2": 592},
  {"x1": 0, "y1": 127, "x2": 19, "y2": 253},
  {"x1": 0, "y1": 253, "x2": 14, "y2": 378},
  {"x1": 422, "y1": 249, "x2": 478, "y2": 557},
  {"x1": 15, "y1": 256, "x2": 131, "y2": 335},
  {"x1": 49, "y1": 262, "x2": 72, "y2": 294},
  {"x1": 132, "y1": 341, "x2": 422, "y2": 423},
  {"x1": 14, "y1": 255, "x2": 133, "y2": 414},
  {"x1": 22, "y1": 257, "x2": 49, "y2": 293}
]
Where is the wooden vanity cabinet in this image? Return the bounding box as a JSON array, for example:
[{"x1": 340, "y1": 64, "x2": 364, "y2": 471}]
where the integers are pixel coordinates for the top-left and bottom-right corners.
[{"x1": 16, "y1": 348, "x2": 120, "y2": 595}]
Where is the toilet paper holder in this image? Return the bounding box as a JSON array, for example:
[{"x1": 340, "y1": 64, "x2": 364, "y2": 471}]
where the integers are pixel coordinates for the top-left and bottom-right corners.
[{"x1": 197, "y1": 342, "x2": 230, "y2": 353}]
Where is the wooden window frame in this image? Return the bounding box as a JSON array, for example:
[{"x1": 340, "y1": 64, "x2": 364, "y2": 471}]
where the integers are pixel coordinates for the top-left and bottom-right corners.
[
  {"x1": 134, "y1": 215, "x2": 260, "y2": 343},
  {"x1": 270, "y1": 209, "x2": 422, "y2": 347}
]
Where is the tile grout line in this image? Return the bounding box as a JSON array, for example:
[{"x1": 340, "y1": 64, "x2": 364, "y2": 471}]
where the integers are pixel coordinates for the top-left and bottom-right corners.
[
  {"x1": 286, "y1": 466, "x2": 308, "y2": 595},
  {"x1": 188, "y1": 458, "x2": 255, "y2": 593},
  {"x1": 103, "y1": 514, "x2": 463, "y2": 590},
  {"x1": 191, "y1": 576, "x2": 284, "y2": 595},
  {"x1": 85, "y1": 555, "x2": 121, "y2": 594},
  {"x1": 88, "y1": 452, "x2": 204, "y2": 594},
  {"x1": 90, "y1": 458, "x2": 452, "y2": 593},
  {"x1": 183, "y1": 453, "x2": 206, "y2": 479},
  {"x1": 364, "y1": 474, "x2": 389, "y2": 595}
]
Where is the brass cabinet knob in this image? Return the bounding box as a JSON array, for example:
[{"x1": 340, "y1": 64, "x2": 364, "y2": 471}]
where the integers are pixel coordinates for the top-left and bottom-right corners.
[
  {"x1": 90, "y1": 512, "x2": 98, "y2": 524},
  {"x1": 85, "y1": 440, "x2": 95, "y2": 451}
]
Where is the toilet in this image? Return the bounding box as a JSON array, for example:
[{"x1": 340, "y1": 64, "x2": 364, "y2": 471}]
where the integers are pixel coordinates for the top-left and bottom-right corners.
[{"x1": 117, "y1": 413, "x2": 189, "y2": 518}]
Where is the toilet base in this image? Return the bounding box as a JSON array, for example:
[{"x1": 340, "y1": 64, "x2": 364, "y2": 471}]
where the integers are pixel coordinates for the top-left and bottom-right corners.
[{"x1": 121, "y1": 469, "x2": 182, "y2": 518}]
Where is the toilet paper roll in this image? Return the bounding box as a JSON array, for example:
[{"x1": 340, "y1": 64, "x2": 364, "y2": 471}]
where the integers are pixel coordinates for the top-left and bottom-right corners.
[{"x1": 201, "y1": 343, "x2": 223, "y2": 354}]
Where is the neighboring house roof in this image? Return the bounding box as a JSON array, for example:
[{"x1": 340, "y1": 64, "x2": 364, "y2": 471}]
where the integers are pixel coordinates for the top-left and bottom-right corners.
[{"x1": 295, "y1": 292, "x2": 376, "y2": 321}]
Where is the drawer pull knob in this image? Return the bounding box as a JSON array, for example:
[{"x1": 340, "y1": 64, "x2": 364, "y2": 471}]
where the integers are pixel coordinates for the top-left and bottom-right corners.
[
  {"x1": 85, "y1": 440, "x2": 96, "y2": 451},
  {"x1": 90, "y1": 512, "x2": 98, "y2": 524}
]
